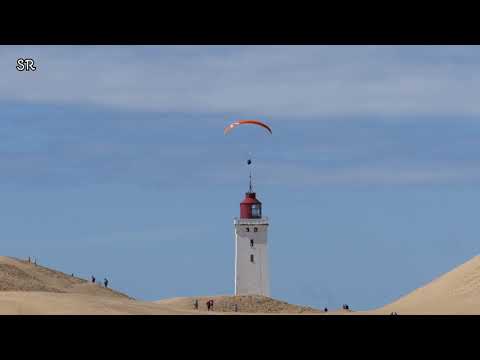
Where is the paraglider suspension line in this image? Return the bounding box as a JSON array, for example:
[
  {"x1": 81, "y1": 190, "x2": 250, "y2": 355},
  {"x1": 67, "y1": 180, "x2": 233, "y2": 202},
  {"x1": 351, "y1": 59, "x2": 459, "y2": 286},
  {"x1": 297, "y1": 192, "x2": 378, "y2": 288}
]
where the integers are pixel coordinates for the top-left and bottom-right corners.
[
  {"x1": 247, "y1": 155, "x2": 253, "y2": 193},
  {"x1": 249, "y1": 169, "x2": 253, "y2": 193}
]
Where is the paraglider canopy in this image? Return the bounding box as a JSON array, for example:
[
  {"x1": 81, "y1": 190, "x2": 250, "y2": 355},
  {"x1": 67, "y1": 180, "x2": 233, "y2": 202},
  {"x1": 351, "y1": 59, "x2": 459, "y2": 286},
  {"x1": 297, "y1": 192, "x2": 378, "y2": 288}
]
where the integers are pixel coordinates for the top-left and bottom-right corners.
[{"x1": 224, "y1": 120, "x2": 272, "y2": 135}]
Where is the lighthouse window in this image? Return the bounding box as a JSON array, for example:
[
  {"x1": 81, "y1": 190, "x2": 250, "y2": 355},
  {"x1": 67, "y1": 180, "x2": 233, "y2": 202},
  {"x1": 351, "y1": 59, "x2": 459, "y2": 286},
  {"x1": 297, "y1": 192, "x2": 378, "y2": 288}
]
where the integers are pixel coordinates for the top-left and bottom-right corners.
[
  {"x1": 250, "y1": 254, "x2": 254, "y2": 263},
  {"x1": 254, "y1": 227, "x2": 258, "y2": 232},
  {"x1": 250, "y1": 239, "x2": 254, "y2": 248},
  {"x1": 246, "y1": 227, "x2": 250, "y2": 232},
  {"x1": 251, "y1": 204, "x2": 261, "y2": 218}
]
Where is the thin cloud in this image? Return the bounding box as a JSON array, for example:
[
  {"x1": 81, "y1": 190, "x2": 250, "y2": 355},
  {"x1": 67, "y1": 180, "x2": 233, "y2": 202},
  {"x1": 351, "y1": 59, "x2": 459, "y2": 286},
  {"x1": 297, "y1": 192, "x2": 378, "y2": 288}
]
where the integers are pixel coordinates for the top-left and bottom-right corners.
[
  {"x1": 2, "y1": 46, "x2": 480, "y2": 118},
  {"x1": 252, "y1": 162, "x2": 480, "y2": 186}
]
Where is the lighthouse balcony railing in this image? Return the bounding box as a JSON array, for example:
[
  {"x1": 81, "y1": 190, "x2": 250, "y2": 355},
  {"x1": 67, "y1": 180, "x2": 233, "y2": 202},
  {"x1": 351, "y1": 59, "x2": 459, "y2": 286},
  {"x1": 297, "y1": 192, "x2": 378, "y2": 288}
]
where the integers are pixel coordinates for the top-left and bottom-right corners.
[{"x1": 234, "y1": 217, "x2": 269, "y2": 225}]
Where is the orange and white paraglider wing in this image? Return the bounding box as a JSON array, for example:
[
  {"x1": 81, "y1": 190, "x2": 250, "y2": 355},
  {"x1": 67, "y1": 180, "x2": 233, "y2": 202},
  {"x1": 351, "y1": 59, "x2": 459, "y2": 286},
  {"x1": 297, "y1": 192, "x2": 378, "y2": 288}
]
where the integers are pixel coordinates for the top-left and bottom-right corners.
[
  {"x1": 224, "y1": 120, "x2": 272, "y2": 135},
  {"x1": 224, "y1": 122, "x2": 239, "y2": 134}
]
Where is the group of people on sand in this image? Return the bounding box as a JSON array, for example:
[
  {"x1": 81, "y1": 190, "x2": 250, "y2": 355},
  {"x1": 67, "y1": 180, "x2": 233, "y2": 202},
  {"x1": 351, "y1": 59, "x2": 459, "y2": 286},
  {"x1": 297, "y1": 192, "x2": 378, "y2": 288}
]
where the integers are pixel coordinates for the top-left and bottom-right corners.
[
  {"x1": 193, "y1": 299, "x2": 216, "y2": 311},
  {"x1": 323, "y1": 304, "x2": 349, "y2": 312},
  {"x1": 193, "y1": 299, "x2": 240, "y2": 312},
  {"x1": 322, "y1": 305, "x2": 351, "y2": 313},
  {"x1": 26, "y1": 256, "x2": 110, "y2": 288},
  {"x1": 91, "y1": 276, "x2": 109, "y2": 288}
]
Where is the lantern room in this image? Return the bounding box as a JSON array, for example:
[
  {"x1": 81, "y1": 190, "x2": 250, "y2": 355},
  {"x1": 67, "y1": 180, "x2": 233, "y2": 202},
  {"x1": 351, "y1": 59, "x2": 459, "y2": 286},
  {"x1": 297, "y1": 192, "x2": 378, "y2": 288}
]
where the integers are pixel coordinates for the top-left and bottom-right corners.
[{"x1": 240, "y1": 192, "x2": 262, "y2": 219}]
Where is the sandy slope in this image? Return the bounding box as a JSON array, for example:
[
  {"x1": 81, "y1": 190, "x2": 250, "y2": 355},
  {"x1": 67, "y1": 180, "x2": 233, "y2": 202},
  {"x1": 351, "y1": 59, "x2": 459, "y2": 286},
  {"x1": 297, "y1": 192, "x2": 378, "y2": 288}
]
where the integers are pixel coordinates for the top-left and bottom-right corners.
[
  {"x1": 155, "y1": 295, "x2": 323, "y2": 314},
  {"x1": 0, "y1": 256, "x2": 130, "y2": 299},
  {"x1": 369, "y1": 255, "x2": 480, "y2": 315},
  {"x1": 0, "y1": 256, "x2": 323, "y2": 315},
  {"x1": 0, "y1": 291, "x2": 192, "y2": 315},
  {"x1": 0, "y1": 256, "x2": 183, "y2": 314},
  {"x1": 4, "y1": 254, "x2": 480, "y2": 315}
]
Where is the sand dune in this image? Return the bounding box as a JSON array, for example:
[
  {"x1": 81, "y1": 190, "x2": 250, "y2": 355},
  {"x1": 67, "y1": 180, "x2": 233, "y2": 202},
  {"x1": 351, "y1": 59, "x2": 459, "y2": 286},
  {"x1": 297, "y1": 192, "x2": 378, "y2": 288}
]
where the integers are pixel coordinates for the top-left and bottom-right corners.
[
  {"x1": 0, "y1": 291, "x2": 191, "y2": 315},
  {"x1": 0, "y1": 256, "x2": 130, "y2": 299},
  {"x1": 155, "y1": 295, "x2": 322, "y2": 314},
  {"x1": 370, "y1": 255, "x2": 480, "y2": 315},
  {"x1": 0, "y1": 256, "x2": 323, "y2": 315},
  {"x1": 3, "y1": 254, "x2": 480, "y2": 315},
  {"x1": 0, "y1": 256, "x2": 181, "y2": 314}
]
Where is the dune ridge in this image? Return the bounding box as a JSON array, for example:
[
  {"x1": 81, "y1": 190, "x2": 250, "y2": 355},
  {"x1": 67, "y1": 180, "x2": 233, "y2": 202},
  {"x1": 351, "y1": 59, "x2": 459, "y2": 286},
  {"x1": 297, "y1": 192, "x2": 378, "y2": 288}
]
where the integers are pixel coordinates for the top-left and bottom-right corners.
[
  {"x1": 3, "y1": 254, "x2": 480, "y2": 314},
  {"x1": 155, "y1": 295, "x2": 323, "y2": 313},
  {"x1": 370, "y1": 255, "x2": 480, "y2": 315},
  {"x1": 0, "y1": 256, "x2": 324, "y2": 314}
]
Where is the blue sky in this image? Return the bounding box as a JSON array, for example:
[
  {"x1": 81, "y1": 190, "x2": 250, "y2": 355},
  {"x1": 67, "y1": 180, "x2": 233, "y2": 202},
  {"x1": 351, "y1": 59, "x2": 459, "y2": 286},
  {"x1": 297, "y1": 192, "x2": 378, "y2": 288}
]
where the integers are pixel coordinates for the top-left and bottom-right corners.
[{"x1": 1, "y1": 45, "x2": 480, "y2": 310}]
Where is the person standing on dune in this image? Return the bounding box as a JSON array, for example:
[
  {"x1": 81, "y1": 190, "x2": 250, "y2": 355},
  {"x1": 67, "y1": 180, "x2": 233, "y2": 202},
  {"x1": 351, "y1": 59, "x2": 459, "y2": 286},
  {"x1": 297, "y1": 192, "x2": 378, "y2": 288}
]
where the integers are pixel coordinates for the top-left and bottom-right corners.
[{"x1": 104, "y1": 278, "x2": 109, "y2": 288}]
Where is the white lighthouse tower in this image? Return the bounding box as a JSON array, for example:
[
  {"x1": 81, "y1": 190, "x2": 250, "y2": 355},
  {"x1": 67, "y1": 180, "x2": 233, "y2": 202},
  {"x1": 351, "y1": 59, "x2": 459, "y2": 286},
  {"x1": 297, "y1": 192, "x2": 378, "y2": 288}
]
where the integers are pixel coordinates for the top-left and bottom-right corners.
[{"x1": 234, "y1": 170, "x2": 270, "y2": 296}]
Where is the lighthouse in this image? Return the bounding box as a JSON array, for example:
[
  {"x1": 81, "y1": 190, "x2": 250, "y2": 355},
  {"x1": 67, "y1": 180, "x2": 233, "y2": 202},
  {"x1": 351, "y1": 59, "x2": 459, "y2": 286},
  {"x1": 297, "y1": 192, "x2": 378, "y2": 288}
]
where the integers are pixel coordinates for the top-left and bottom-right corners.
[{"x1": 234, "y1": 169, "x2": 270, "y2": 296}]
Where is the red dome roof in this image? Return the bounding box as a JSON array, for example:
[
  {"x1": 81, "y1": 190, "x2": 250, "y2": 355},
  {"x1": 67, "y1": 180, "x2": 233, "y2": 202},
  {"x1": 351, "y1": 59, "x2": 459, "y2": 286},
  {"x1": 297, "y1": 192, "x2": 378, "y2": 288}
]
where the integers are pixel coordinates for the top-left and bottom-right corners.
[
  {"x1": 240, "y1": 192, "x2": 262, "y2": 219},
  {"x1": 241, "y1": 192, "x2": 261, "y2": 205}
]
